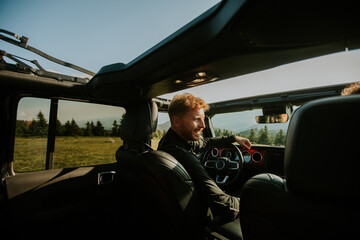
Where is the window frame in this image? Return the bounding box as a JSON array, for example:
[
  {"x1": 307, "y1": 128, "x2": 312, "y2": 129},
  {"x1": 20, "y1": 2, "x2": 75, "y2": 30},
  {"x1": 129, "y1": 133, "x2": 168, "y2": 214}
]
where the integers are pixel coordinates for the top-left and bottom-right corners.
[
  {"x1": 209, "y1": 108, "x2": 290, "y2": 147},
  {"x1": 11, "y1": 95, "x2": 125, "y2": 173}
]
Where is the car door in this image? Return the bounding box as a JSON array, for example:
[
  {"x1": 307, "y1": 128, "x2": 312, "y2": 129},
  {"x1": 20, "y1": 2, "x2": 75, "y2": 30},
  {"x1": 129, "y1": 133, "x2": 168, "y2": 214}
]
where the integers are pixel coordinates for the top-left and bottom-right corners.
[
  {"x1": 1, "y1": 97, "x2": 132, "y2": 236},
  {"x1": 4, "y1": 164, "x2": 127, "y2": 234}
]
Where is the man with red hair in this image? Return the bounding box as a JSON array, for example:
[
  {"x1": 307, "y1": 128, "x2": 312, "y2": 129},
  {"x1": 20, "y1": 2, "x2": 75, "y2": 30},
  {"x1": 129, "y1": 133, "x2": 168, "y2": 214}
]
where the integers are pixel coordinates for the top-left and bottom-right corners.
[{"x1": 158, "y1": 93, "x2": 251, "y2": 222}]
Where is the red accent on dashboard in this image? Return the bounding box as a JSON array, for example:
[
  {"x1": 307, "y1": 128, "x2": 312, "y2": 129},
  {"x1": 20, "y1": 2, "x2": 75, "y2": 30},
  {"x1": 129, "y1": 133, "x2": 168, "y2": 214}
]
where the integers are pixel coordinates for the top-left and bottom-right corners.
[
  {"x1": 214, "y1": 147, "x2": 264, "y2": 166},
  {"x1": 245, "y1": 149, "x2": 264, "y2": 166}
]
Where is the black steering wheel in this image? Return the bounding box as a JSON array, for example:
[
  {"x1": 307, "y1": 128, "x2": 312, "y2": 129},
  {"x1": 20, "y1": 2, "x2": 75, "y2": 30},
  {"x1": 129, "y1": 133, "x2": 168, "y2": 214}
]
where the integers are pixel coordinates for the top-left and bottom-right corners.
[{"x1": 202, "y1": 143, "x2": 244, "y2": 187}]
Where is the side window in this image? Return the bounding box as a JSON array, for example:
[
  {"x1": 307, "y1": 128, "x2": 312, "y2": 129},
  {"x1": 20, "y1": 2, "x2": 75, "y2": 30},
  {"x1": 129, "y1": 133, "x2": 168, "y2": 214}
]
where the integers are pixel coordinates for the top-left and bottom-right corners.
[
  {"x1": 14, "y1": 97, "x2": 125, "y2": 172},
  {"x1": 15, "y1": 98, "x2": 50, "y2": 172},
  {"x1": 152, "y1": 111, "x2": 170, "y2": 149}
]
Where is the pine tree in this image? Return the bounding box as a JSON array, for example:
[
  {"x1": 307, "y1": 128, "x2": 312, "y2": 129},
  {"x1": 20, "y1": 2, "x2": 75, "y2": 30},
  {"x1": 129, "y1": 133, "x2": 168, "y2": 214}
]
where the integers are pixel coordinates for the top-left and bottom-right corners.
[
  {"x1": 215, "y1": 128, "x2": 221, "y2": 137},
  {"x1": 93, "y1": 120, "x2": 105, "y2": 136},
  {"x1": 258, "y1": 125, "x2": 271, "y2": 145},
  {"x1": 55, "y1": 119, "x2": 64, "y2": 136},
  {"x1": 119, "y1": 113, "x2": 125, "y2": 127},
  {"x1": 63, "y1": 118, "x2": 81, "y2": 136},
  {"x1": 16, "y1": 120, "x2": 29, "y2": 136},
  {"x1": 28, "y1": 111, "x2": 48, "y2": 136},
  {"x1": 274, "y1": 129, "x2": 286, "y2": 146},
  {"x1": 249, "y1": 128, "x2": 257, "y2": 143},
  {"x1": 70, "y1": 118, "x2": 82, "y2": 136},
  {"x1": 90, "y1": 121, "x2": 95, "y2": 134},
  {"x1": 84, "y1": 121, "x2": 93, "y2": 136},
  {"x1": 111, "y1": 120, "x2": 119, "y2": 136},
  {"x1": 63, "y1": 120, "x2": 72, "y2": 136}
]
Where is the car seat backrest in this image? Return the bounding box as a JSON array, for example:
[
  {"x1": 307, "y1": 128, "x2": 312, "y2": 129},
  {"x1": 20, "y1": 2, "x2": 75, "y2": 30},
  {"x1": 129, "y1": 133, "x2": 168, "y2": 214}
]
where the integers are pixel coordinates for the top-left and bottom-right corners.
[
  {"x1": 240, "y1": 95, "x2": 360, "y2": 240},
  {"x1": 284, "y1": 95, "x2": 360, "y2": 199},
  {"x1": 115, "y1": 99, "x2": 207, "y2": 239},
  {"x1": 118, "y1": 100, "x2": 158, "y2": 153}
]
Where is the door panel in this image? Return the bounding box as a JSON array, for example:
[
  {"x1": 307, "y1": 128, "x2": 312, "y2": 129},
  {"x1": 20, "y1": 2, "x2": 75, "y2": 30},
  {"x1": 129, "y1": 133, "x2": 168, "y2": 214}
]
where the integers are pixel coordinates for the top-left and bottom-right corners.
[{"x1": 4, "y1": 163, "x2": 130, "y2": 235}]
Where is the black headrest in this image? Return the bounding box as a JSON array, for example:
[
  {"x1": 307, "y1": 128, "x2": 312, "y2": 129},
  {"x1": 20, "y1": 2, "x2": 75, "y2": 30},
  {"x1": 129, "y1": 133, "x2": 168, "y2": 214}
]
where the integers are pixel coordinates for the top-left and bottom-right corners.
[
  {"x1": 284, "y1": 95, "x2": 360, "y2": 200},
  {"x1": 119, "y1": 100, "x2": 158, "y2": 142}
]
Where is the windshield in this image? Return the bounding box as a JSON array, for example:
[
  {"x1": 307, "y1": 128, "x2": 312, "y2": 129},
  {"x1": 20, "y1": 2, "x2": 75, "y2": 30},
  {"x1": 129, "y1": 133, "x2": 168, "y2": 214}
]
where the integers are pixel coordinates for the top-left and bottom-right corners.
[{"x1": 211, "y1": 109, "x2": 291, "y2": 147}]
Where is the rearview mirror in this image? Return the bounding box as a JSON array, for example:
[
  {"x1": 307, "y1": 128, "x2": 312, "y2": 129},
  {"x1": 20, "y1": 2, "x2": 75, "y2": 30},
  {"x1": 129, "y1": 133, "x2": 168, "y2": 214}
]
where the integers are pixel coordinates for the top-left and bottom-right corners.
[{"x1": 255, "y1": 114, "x2": 289, "y2": 124}]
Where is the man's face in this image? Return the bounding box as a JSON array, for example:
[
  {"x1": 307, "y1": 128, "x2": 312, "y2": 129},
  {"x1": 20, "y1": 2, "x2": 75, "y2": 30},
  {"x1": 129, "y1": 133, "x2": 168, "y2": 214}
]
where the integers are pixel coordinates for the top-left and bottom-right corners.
[{"x1": 176, "y1": 108, "x2": 206, "y2": 141}]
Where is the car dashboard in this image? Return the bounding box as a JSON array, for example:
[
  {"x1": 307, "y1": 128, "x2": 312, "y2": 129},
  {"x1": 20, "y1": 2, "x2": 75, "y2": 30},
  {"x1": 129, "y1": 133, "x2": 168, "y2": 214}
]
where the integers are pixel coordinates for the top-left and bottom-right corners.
[{"x1": 206, "y1": 144, "x2": 285, "y2": 189}]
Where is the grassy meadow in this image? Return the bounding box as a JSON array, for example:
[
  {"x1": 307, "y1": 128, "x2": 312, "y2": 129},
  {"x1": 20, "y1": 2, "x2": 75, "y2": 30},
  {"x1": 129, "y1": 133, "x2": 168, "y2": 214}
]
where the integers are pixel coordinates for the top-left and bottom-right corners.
[{"x1": 14, "y1": 136, "x2": 161, "y2": 172}]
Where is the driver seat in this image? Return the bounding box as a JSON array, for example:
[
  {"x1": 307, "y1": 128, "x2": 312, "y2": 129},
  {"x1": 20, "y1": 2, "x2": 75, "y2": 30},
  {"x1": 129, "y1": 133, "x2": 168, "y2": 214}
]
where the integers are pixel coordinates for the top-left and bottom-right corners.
[
  {"x1": 115, "y1": 100, "x2": 208, "y2": 239},
  {"x1": 240, "y1": 95, "x2": 360, "y2": 240}
]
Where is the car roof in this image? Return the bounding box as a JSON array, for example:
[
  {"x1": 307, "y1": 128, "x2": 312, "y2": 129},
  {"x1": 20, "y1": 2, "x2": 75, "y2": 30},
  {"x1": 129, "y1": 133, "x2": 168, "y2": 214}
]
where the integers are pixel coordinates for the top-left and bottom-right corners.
[
  {"x1": 1, "y1": 0, "x2": 359, "y2": 107},
  {"x1": 87, "y1": 0, "x2": 360, "y2": 104}
]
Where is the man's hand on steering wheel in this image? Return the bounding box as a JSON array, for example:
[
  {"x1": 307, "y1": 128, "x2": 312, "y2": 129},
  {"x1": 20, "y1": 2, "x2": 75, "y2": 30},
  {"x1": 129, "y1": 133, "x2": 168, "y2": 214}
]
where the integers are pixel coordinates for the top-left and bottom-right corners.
[{"x1": 235, "y1": 136, "x2": 252, "y2": 150}]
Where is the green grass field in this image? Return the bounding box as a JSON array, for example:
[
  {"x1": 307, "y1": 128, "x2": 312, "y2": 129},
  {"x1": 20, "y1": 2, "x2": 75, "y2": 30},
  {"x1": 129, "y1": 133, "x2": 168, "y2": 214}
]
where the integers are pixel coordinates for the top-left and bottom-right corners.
[
  {"x1": 13, "y1": 136, "x2": 161, "y2": 173},
  {"x1": 14, "y1": 136, "x2": 122, "y2": 172}
]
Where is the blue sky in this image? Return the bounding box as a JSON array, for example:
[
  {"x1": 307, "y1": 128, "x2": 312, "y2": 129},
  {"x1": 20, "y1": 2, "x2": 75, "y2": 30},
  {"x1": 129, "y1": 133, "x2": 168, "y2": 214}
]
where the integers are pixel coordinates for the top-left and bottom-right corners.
[
  {"x1": 0, "y1": 0, "x2": 220, "y2": 75},
  {"x1": 1, "y1": 0, "x2": 360, "y2": 123}
]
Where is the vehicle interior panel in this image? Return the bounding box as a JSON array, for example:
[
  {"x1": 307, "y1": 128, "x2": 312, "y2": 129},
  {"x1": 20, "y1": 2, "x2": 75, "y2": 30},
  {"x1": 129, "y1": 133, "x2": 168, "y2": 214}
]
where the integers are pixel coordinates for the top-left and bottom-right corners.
[{"x1": 3, "y1": 163, "x2": 130, "y2": 236}]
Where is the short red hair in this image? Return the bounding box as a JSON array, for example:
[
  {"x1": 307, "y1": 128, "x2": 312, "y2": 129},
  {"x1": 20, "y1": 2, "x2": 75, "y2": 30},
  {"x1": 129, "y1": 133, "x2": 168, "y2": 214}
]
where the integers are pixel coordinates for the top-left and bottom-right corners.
[{"x1": 168, "y1": 93, "x2": 209, "y2": 118}]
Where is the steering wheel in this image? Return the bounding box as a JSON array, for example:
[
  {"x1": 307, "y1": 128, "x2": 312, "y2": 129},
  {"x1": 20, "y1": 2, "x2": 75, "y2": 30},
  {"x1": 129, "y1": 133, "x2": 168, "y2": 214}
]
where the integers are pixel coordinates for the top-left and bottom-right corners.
[{"x1": 202, "y1": 143, "x2": 244, "y2": 187}]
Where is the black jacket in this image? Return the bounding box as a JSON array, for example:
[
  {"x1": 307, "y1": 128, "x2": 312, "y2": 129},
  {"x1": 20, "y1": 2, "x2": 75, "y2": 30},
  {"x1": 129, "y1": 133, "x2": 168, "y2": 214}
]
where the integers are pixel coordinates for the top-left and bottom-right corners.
[{"x1": 158, "y1": 128, "x2": 240, "y2": 221}]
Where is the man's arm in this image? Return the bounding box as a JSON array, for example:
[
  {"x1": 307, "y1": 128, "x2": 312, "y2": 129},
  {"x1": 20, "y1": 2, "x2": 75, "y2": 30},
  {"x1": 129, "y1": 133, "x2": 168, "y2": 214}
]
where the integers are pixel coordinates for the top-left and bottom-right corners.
[
  {"x1": 235, "y1": 136, "x2": 252, "y2": 149},
  {"x1": 190, "y1": 135, "x2": 251, "y2": 153},
  {"x1": 176, "y1": 147, "x2": 240, "y2": 221}
]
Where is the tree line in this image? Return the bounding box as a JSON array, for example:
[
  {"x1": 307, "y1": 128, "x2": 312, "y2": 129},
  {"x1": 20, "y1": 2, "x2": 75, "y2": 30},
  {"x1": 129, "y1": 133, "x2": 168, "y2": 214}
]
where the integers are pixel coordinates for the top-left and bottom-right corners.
[
  {"x1": 215, "y1": 125, "x2": 286, "y2": 146},
  {"x1": 16, "y1": 111, "x2": 124, "y2": 137},
  {"x1": 17, "y1": 111, "x2": 286, "y2": 146}
]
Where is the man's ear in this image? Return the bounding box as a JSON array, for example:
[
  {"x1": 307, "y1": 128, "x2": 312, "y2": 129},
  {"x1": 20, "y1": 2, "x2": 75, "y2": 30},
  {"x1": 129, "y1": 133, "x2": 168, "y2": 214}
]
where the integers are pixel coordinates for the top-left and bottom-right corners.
[{"x1": 171, "y1": 115, "x2": 181, "y2": 129}]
